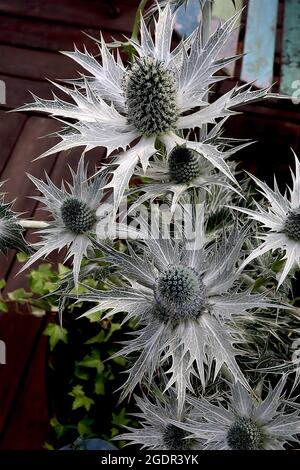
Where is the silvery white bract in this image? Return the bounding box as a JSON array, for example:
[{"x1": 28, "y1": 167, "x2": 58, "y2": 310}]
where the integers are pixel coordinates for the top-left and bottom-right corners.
[
  {"x1": 117, "y1": 391, "x2": 202, "y2": 450},
  {"x1": 233, "y1": 152, "x2": 300, "y2": 287},
  {"x1": 18, "y1": 4, "x2": 268, "y2": 211},
  {"x1": 21, "y1": 156, "x2": 109, "y2": 284},
  {"x1": 146, "y1": 0, "x2": 236, "y2": 16},
  {"x1": 146, "y1": 0, "x2": 212, "y2": 16},
  {"x1": 127, "y1": 121, "x2": 244, "y2": 213},
  {"x1": 0, "y1": 183, "x2": 29, "y2": 254},
  {"x1": 175, "y1": 377, "x2": 300, "y2": 450},
  {"x1": 75, "y1": 205, "x2": 279, "y2": 412}
]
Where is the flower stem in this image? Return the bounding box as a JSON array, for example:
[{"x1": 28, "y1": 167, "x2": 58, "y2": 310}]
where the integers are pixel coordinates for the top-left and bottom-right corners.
[
  {"x1": 200, "y1": 1, "x2": 212, "y2": 140},
  {"x1": 131, "y1": 0, "x2": 149, "y2": 42}
]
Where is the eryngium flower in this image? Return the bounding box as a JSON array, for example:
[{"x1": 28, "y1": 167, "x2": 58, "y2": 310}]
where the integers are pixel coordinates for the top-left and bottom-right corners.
[
  {"x1": 128, "y1": 122, "x2": 244, "y2": 212},
  {"x1": 117, "y1": 391, "x2": 202, "y2": 450},
  {"x1": 18, "y1": 5, "x2": 268, "y2": 210},
  {"x1": 75, "y1": 205, "x2": 279, "y2": 411},
  {"x1": 0, "y1": 184, "x2": 29, "y2": 254},
  {"x1": 232, "y1": 152, "x2": 300, "y2": 287},
  {"x1": 20, "y1": 156, "x2": 109, "y2": 284},
  {"x1": 175, "y1": 378, "x2": 300, "y2": 450}
]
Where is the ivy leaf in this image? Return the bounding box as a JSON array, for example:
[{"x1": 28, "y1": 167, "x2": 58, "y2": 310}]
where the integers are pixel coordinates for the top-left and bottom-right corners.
[
  {"x1": 111, "y1": 408, "x2": 130, "y2": 428},
  {"x1": 94, "y1": 373, "x2": 105, "y2": 395},
  {"x1": 0, "y1": 299, "x2": 8, "y2": 312},
  {"x1": 74, "y1": 364, "x2": 90, "y2": 381},
  {"x1": 44, "y1": 323, "x2": 68, "y2": 351},
  {"x1": 105, "y1": 323, "x2": 121, "y2": 342},
  {"x1": 77, "y1": 350, "x2": 104, "y2": 374},
  {"x1": 86, "y1": 311, "x2": 104, "y2": 323},
  {"x1": 50, "y1": 417, "x2": 67, "y2": 439},
  {"x1": 69, "y1": 385, "x2": 95, "y2": 411},
  {"x1": 43, "y1": 442, "x2": 55, "y2": 450},
  {"x1": 8, "y1": 288, "x2": 32, "y2": 302},
  {"x1": 28, "y1": 263, "x2": 58, "y2": 295},
  {"x1": 85, "y1": 330, "x2": 106, "y2": 345},
  {"x1": 77, "y1": 417, "x2": 94, "y2": 437},
  {"x1": 17, "y1": 252, "x2": 29, "y2": 263}
]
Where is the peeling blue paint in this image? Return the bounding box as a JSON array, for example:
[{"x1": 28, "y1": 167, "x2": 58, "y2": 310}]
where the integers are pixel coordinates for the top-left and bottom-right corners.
[
  {"x1": 241, "y1": 0, "x2": 278, "y2": 89},
  {"x1": 281, "y1": 0, "x2": 300, "y2": 96}
]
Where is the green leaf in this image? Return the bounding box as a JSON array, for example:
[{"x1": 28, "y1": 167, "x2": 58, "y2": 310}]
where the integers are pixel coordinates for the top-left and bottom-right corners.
[
  {"x1": 28, "y1": 263, "x2": 58, "y2": 295},
  {"x1": 0, "y1": 278, "x2": 6, "y2": 290},
  {"x1": 94, "y1": 373, "x2": 105, "y2": 395},
  {"x1": 77, "y1": 417, "x2": 94, "y2": 437},
  {"x1": 50, "y1": 417, "x2": 66, "y2": 439},
  {"x1": 58, "y1": 263, "x2": 71, "y2": 275},
  {"x1": 272, "y1": 257, "x2": 286, "y2": 274},
  {"x1": 111, "y1": 408, "x2": 130, "y2": 427},
  {"x1": 43, "y1": 442, "x2": 55, "y2": 450},
  {"x1": 77, "y1": 350, "x2": 104, "y2": 374},
  {"x1": 31, "y1": 306, "x2": 46, "y2": 317},
  {"x1": 0, "y1": 299, "x2": 8, "y2": 312},
  {"x1": 85, "y1": 330, "x2": 106, "y2": 345},
  {"x1": 105, "y1": 323, "x2": 121, "y2": 342},
  {"x1": 86, "y1": 311, "x2": 104, "y2": 323},
  {"x1": 44, "y1": 323, "x2": 68, "y2": 351},
  {"x1": 17, "y1": 252, "x2": 29, "y2": 263},
  {"x1": 74, "y1": 364, "x2": 90, "y2": 381},
  {"x1": 8, "y1": 288, "x2": 32, "y2": 302},
  {"x1": 69, "y1": 385, "x2": 95, "y2": 412}
]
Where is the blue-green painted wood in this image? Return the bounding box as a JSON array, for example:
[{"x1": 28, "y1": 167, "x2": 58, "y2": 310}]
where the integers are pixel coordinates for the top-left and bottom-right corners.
[
  {"x1": 241, "y1": 0, "x2": 278, "y2": 89},
  {"x1": 280, "y1": 0, "x2": 300, "y2": 97}
]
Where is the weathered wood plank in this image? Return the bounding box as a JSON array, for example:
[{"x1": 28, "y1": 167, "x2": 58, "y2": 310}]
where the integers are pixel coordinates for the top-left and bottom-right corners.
[
  {"x1": 0, "y1": 310, "x2": 45, "y2": 437},
  {"x1": 0, "y1": 112, "x2": 27, "y2": 174},
  {"x1": 241, "y1": 0, "x2": 279, "y2": 88},
  {"x1": 280, "y1": 0, "x2": 300, "y2": 96},
  {"x1": 0, "y1": 0, "x2": 139, "y2": 31},
  {"x1": 0, "y1": 117, "x2": 60, "y2": 281},
  {"x1": 0, "y1": 46, "x2": 82, "y2": 81},
  {"x1": 0, "y1": 16, "x2": 124, "y2": 52},
  {"x1": 0, "y1": 75, "x2": 65, "y2": 111}
]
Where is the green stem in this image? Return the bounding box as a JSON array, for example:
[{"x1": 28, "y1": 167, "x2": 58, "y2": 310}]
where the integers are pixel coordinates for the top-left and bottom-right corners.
[
  {"x1": 241, "y1": 273, "x2": 300, "y2": 319},
  {"x1": 131, "y1": 0, "x2": 149, "y2": 42},
  {"x1": 200, "y1": 1, "x2": 212, "y2": 141}
]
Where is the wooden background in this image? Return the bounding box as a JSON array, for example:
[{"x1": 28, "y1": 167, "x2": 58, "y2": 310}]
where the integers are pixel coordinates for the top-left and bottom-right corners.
[{"x1": 0, "y1": 0, "x2": 299, "y2": 450}]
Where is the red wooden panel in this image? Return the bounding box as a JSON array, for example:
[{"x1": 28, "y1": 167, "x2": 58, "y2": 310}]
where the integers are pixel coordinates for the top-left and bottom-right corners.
[
  {"x1": 0, "y1": 309, "x2": 45, "y2": 436},
  {"x1": 0, "y1": 112, "x2": 27, "y2": 174},
  {"x1": 0, "y1": 116, "x2": 60, "y2": 281},
  {"x1": 0, "y1": 317, "x2": 49, "y2": 450},
  {"x1": 0, "y1": 45, "x2": 83, "y2": 81},
  {"x1": 0, "y1": 16, "x2": 125, "y2": 52},
  {"x1": 0, "y1": 75, "x2": 67, "y2": 111},
  {"x1": 0, "y1": 0, "x2": 139, "y2": 31}
]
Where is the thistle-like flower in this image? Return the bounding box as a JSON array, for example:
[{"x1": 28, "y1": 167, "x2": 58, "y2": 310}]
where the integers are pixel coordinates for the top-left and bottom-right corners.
[
  {"x1": 75, "y1": 205, "x2": 279, "y2": 411},
  {"x1": 232, "y1": 152, "x2": 300, "y2": 287},
  {"x1": 128, "y1": 122, "x2": 244, "y2": 212},
  {"x1": 20, "y1": 156, "x2": 110, "y2": 284},
  {"x1": 175, "y1": 378, "x2": 300, "y2": 450},
  {"x1": 117, "y1": 390, "x2": 202, "y2": 450},
  {"x1": 0, "y1": 184, "x2": 30, "y2": 255},
  {"x1": 18, "y1": 5, "x2": 268, "y2": 210}
]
